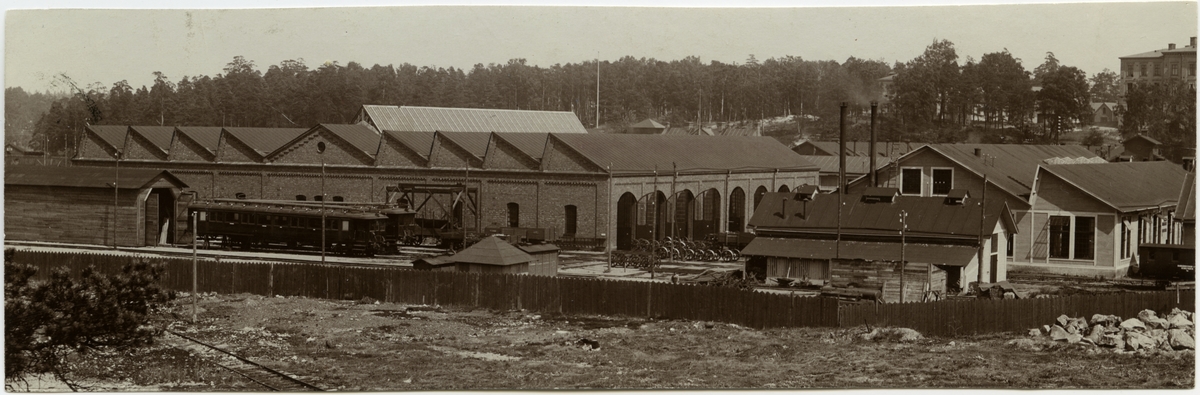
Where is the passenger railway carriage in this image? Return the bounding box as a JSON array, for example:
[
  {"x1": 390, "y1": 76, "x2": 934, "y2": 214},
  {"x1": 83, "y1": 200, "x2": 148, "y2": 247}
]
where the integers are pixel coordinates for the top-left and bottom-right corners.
[{"x1": 188, "y1": 200, "x2": 415, "y2": 256}]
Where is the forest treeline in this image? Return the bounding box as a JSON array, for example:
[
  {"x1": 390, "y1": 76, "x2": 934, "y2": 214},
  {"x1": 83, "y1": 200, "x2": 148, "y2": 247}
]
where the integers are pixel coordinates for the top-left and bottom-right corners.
[{"x1": 6, "y1": 39, "x2": 1194, "y2": 161}]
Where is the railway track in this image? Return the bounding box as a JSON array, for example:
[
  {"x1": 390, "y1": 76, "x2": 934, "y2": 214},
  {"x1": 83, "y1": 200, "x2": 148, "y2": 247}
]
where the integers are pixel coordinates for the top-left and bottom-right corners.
[{"x1": 164, "y1": 330, "x2": 324, "y2": 392}]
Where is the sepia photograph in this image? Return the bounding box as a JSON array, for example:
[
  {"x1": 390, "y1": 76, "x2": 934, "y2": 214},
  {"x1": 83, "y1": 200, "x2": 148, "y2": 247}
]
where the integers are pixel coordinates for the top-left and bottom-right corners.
[{"x1": 3, "y1": 0, "x2": 1197, "y2": 391}]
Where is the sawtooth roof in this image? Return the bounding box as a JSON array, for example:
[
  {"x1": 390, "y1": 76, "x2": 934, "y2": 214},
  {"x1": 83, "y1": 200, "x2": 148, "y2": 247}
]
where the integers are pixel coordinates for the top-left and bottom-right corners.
[
  {"x1": 1039, "y1": 161, "x2": 1189, "y2": 212},
  {"x1": 176, "y1": 127, "x2": 223, "y2": 154},
  {"x1": 320, "y1": 124, "x2": 382, "y2": 158},
  {"x1": 223, "y1": 127, "x2": 308, "y2": 157},
  {"x1": 797, "y1": 155, "x2": 892, "y2": 175},
  {"x1": 87, "y1": 125, "x2": 129, "y2": 153},
  {"x1": 129, "y1": 126, "x2": 176, "y2": 154},
  {"x1": 552, "y1": 133, "x2": 817, "y2": 173},
  {"x1": 748, "y1": 191, "x2": 1016, "y2": 239},
  {"x1": 450, "y1": 236, "x2": 534, "y2": 266},
  {"x1": 362, "y1": 105, "x2": 588, "y2": 134},
  {"x1": 384, "y1": 130, "x2": 436, "y2": 159},
  {"x1": 5, "y1": 165, "x2": 187, "y2": 190}
]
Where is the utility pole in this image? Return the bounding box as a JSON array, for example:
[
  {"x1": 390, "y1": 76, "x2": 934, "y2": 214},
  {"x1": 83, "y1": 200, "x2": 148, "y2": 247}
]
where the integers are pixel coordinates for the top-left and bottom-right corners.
[
  {"x1": 596, "y1": 57, "x2": 601, "y2": 128},
  {"x1": 899, "y1": 210, "x2": 908, "y2": 303},
  {"x1": 318, "y1": 142, "x2": 327, "y2": 264},
  {"x1": 112, "y1": 152, "x2": 121, "y2": 249},
  {"x1": 192, "y1": 212, "x2": 198, "y2": 323}
]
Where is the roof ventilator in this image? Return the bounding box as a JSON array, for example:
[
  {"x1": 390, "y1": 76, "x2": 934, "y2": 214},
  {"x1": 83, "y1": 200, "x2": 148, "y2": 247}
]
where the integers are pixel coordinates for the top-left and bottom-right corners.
[
  {"x1": 861, "y1": 187, "x2": 899, "y2": 204},
  {"x1": 945, "y1": 189, "x2": 970, "y2": 206}
]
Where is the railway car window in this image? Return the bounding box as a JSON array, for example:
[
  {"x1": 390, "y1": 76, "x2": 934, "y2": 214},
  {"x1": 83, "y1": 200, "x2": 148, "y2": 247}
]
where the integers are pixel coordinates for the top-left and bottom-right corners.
[
  {"x1": 258, "y1": 215, "x2": 269, "y2": 225},
  {"x1": 233, "y1": 213, "x2": 241, "y2": 222},
  {"x1": 341, "y1": 221, "x2": 350, "y2": 231},
  {"x1": 333, "y1": 196, "x2": 344, "y2": 202},
  {"x1": 198, "y1": 211, "x2": 207, "y2": 221},
  {"x1": 235, "y1": 193, "x2": 246, "y2": 200},
  {"x1": 296, "y1": 195, "x2": 307, "y2": 201}
]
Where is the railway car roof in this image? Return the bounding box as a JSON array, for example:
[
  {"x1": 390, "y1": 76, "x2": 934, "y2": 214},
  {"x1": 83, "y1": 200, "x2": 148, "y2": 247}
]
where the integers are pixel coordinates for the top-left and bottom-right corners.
[{"x1": 188, "y1": 201, "x2": 387, "y2": 219}]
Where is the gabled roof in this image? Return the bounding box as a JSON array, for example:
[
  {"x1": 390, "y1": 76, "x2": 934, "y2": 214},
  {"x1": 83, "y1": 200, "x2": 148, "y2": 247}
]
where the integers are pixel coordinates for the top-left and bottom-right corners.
[
  {"x1": 361, "y1": 105, "x2": 588, "y2": 134},
  {"x1": 5, "y1": 165, "x2": 187, "y2": 190},
  {"x1": 796, "y1": 141, "x2": 918, "y2": 157},
  {"x1": 1119, "y1": 50, "x2": 1166, "y2": 59},
  {"x1": 176, "y1": 126, "x2": 223, "y2": 154},
  {"x1": 450, "y1": 236, "x2": 534, "y2": 266},
  {"x1": 1039, "y1": 161, "x2": 1188, "y2": 212},
  {"x1": 630, "y1": 119, "x2": 666, "y2": 129},
  {"x1": 438, "y1": 132, "x2": 492, "y2": 158},
  {"x1": 796, "y1": 155, "x2": 892, "y2": 174},
  {"x1": 748, "y1": 191, "x2": 1016, "y2": 239},
  {"x1": 128, "y1": 126, "x2": 176, "y2": 154},
  {"x1": 551, "y1": 134, "x2": 817, "y2": 173},
  {"x1": 1122, "y1": 133, "x2": 1161, "y2": 146},
  {"x1": 1178, "y1": 173, "x2": 1196, "y2": 223},
  {"x1": 494, "y1": 132, "x2": 549, "y2": 160},
  {"x1": 86, "y1": 125, "x2": 129, "y2": 154},
  {"x1": 222, "y1": 127, "x2": 308, "y2": 157},
  {"x1": 866, "y1": 144, "x2": 1101, "y2": 202}
]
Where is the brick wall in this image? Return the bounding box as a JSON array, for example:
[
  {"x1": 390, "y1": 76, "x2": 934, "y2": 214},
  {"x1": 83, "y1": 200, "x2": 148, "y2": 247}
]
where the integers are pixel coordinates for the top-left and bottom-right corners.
[
  {"x1": 216, "y1": 136, "x2": 261, "y2": 163},
  {"x1": 428, "y1": 136, "x2": 477, "y2": 169},
  {"x1": 168, "y1": 135, "x2": 213, "y2": 162},
  {"x1": 5, "y1": 185, "x2": 146, "y2": 247},
  {"x1": 263, "y1": 173, "x2": 375, "y2": 202},
  {"x1": 270, "y1": 131, "x2": 372, "y2": 166},
  {"x1": 79, "y1": 133, "x2": 117, "y2": 160},
  {"x1": 215, "y1": 172, "x2": 262, "y2": 199},
  {"x1": 125, "y1": 132, "x2": 167, "y2": 161},
  {"x1": 541, "y1": 138, "x2": 596, "y2": 172},
  {"x1": 482, "y1": 138, "x2": 538, "y2": 170},
  {"x1": 375, "y1": 137, "x2": 427, "y2": 167}
]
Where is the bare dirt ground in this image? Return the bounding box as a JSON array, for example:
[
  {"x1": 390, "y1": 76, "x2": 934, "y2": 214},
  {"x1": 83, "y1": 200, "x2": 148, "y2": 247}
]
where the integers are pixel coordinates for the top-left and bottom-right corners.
[{"x1": 30, "y1": 292, "x2": 1194, "y2": 391}]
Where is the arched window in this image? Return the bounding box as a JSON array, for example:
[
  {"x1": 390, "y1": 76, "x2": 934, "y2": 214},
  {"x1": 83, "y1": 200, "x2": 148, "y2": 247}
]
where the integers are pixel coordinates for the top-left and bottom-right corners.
[
  {"x1": 753, "y1": 186, "x2": 768, "y2": 210},
  {"x1": 564, "y1": 205, "x2": 578, "y2": 236},
  {"x1": 314, "y1": 195, "x2": 324, "y2": 202},
  {"x1": 397, "y1": 197, "x2": 410, "y2": 209},
  {"x1": 729, "y1": 187, "x2": 746, "y2": 232},
  {"x1": 295, "y1": 195, "x2": 307, "y2": 201},
  {"x1": 778, "y1": 185, "x2": 790, "y2": 193},
  {"x1": 235, "y1": 192, "x2": 247, "y2": 200},
  {"x1": 332, "y1": 196, "x2": 344, "y2": 202},
  {"x1": 507, "y1": 202, "x2": 520, "y2": 228}
]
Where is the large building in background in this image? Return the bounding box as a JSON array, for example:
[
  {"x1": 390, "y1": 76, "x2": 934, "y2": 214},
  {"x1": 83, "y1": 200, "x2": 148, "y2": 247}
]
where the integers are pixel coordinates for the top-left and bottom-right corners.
[
  {"x1": 1119, "y1": 37, "x2": 1198, "y2": 104},
  {"x1": 67, "y1": 106, "x2": 819, "y2": 252}
]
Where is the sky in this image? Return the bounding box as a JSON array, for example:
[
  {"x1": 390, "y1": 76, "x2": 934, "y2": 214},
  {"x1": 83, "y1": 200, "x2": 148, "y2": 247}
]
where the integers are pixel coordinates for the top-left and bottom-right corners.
[{"x1": 3, "y1": 1, "x2": 1197, "y2": 93}]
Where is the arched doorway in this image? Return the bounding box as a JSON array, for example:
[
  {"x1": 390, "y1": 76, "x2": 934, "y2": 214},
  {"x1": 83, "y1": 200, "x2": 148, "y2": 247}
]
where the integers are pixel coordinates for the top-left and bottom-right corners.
[
  {"x1": 728, "y1": 187, "x2": 745, "y2": 232},
  {"x1": 778, "y1": 185, "x2": 790, "y2": 192},
  {"x1": 671, "y1": 190, "x2": 695, "y2": 240},
  {"x1": 616, "y1": 193, "x2": 637, "y2": 250},
  {"x1": 695, "y1": 189, "x2": 721, "y2": 240},
  {"x1": 753, "y1": 185, "x2": 768, "y2": 210},
  {"x1": 637, "y1": 191, "x2": 668, "y2": 241}
]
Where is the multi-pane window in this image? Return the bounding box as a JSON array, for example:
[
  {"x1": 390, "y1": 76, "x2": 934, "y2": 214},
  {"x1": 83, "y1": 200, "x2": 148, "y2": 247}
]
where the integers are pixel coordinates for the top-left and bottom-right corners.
[
  {"x1": 1173, "y1": 63, "x2": 1180, "y2": 76},
  {"x1": 932, "y1": 168, "x2": 952, "y2": 195},
  {"x1": 1153, "y1": 63, "x2": 1161, "y2": 76},
  {"x1": 1074, "y1": 217, "x2": 1095, "y2": 260},
  {"x1": 1120, "y1": 221, "x2": 1129, "y2": 258},
  {"x1": 901, "y1": 168, "x2": 922, "y2": 195},
  {"x1": 1049, "y1": 216, "x2": 1071, "y2": 259},
  {"x1": 564, "y1": 205, "x2": 577, "y2": 236},
  {"x1": 507, "y1": 202, "x2": 520, "y2": 227},
  {"x1": 1007, "y1": 233, "x2": 1014, "y2": 257}
]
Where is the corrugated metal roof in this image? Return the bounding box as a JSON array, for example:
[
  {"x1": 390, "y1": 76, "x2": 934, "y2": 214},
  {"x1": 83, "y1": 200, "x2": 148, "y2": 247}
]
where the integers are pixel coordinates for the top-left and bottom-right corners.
[
  {"x1": 176, "y1": 127, "x2": 223, "y2": 154},
  {"x1": 927, "y1": 144, "x2": 1100, "y2": 200},
  {"x1": 450, "y1": 236, "x2": 534, "y2": 266},
  {"x1": 740, "y1": 237, "x2": 977, "y2": 266},
  {"x1": 362, "y1": 105, "x2": 588, "y2": 134},
  {"x1": 87, "y1": 125, "x2": 129, "y2": 153},
  {"x1": 321, "y1": 124, "x2": 382, "y2": 158},
  {"x1": 1040, "y1": 161, "x2": 1188, "y2": 211},
  {"x1": 796, "y1": 155, "x2": 891, "y2": 174},
  {"x1": 129, "y1": 126, "x2": 176, "y2": 154},
  {"x1": 552, "y1": 134, "x2": 817, "y2": 173},
  {"x1": 748, "y1": 192, "x2": 1011, "y2": 238},
  {"x1": 5, "y1": 165, "x2": 187, "y2": 189},
  {"x1": 384, "y1": 131, "x2": 436, "y2": 159},
  {"x1": 223, "y1": 127, "x2": 307, "y2": 156},
  {"x1": 1178, "y1": 173, "x2": 1195, "y2": 222}
]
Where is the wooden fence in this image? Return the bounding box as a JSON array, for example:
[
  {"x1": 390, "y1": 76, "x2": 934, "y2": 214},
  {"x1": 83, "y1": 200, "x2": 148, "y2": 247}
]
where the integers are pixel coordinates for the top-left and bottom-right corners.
[{"x1": 10, "y1": 250, "x2": 1193, "y2": 336}]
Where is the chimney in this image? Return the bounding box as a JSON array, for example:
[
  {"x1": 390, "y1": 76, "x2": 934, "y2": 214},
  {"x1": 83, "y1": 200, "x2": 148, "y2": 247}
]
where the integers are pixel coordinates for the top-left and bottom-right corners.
[
  {"x1": 1169, "y1": 43, "x2": 1177, "y2": 50},
  {"x1": 974, "y1": 148, "x2": 982, "y2": 157},
  {"x1": 1192, "y1": 37, "x2": 1197, "y2": 48}
]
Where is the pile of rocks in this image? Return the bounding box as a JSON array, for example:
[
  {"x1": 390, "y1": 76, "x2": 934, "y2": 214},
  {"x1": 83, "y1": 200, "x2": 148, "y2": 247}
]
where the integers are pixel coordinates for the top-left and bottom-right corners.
[{"x1": 1030, "y1": 308, "x2": 1195, "y2": 352}]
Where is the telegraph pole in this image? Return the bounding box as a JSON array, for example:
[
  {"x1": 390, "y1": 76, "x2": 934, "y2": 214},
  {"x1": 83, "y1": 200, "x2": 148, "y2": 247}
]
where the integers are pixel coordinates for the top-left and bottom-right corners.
[
  {"x1": 899, "y1": 210, "x2": 908, "y2": 303},
  {"x1": 192, "y1": 211, "x2": 198, "y2": 323},
  {"x1": 318, "y1": 142, "x2": 327, "y2": 264}
]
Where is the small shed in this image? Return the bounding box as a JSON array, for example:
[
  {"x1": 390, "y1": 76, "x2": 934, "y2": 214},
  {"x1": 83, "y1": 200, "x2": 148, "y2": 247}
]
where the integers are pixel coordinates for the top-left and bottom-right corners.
[
  {"x1": 411, "y1": 236, "x2": 542, "y2": 275},
  {"x1": 517, "y1": 243, "x2": 560, "y2": 276},
  {"x1": 628, "y1": 119, "x2": 666, "y2": 135},
  {"x1": 5, "y1": 165, "x2": 188, "y2": 247}
]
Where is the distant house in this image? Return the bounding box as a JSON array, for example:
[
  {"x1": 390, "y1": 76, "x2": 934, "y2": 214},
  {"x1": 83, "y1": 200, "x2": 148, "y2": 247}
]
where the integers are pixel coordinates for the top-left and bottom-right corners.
[
  {"x1": 628, "y1": 119, "x2": 667, "y2": 135},
  {"x1": 1177, "y1": 172, "x2": 1196, "y2": 246},
  {"x1": 412, "y1": 236, "x2": 558, "y2": 276},
  {"x1": 1090, "y1": 102, "x2": 1119, "y2": 127},
  {"x1": 5, "y1": 143, "x2": 44, "y2": 165},
  {"x1": 1108, "y1": 134, "x2": 1167, "y2": 162},
  {"x1": 743, "y1": 189, "x2": 1017, "y2": 301},
  {"x1": 1020, "y1": 161, "x2": 1189, "y2": 277}
]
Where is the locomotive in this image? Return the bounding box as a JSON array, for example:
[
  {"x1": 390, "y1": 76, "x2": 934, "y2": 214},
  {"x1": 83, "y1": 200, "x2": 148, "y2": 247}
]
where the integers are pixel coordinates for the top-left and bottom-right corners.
[{"x1": 188, "y1": 199, "x2": 418, "y2": 256}]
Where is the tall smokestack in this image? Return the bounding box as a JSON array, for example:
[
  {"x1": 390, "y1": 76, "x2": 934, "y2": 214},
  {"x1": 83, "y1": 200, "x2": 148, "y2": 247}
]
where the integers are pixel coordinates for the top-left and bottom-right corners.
[
  {"x1": 839, "y1": 102, "x2": 847, "y2": 192},
  {"x1": 870, "y1": 101, "x2": 878, "y2": 187}
]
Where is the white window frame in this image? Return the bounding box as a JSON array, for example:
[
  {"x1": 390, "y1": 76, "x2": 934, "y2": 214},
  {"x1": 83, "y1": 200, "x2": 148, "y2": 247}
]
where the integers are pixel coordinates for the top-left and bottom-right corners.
[
  {"x1": 900, "y1": 167, "x2": 923, "y2": 196},
  {"x1": 1041, "y1": 211, "x2": 1099, "y2": 262},
  {"x1": 930, "y1": 167, "x2": 954, "y2": 196}
]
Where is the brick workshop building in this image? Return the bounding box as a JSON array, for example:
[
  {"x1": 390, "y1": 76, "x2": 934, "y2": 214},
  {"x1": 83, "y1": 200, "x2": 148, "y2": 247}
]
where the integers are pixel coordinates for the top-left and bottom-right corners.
[
  {"x1": 5, "y1": 165, "x2": 188, "y2": 247},
  {"x1": 69, "y1": 106, "x2": 818, "y2": 251}
]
